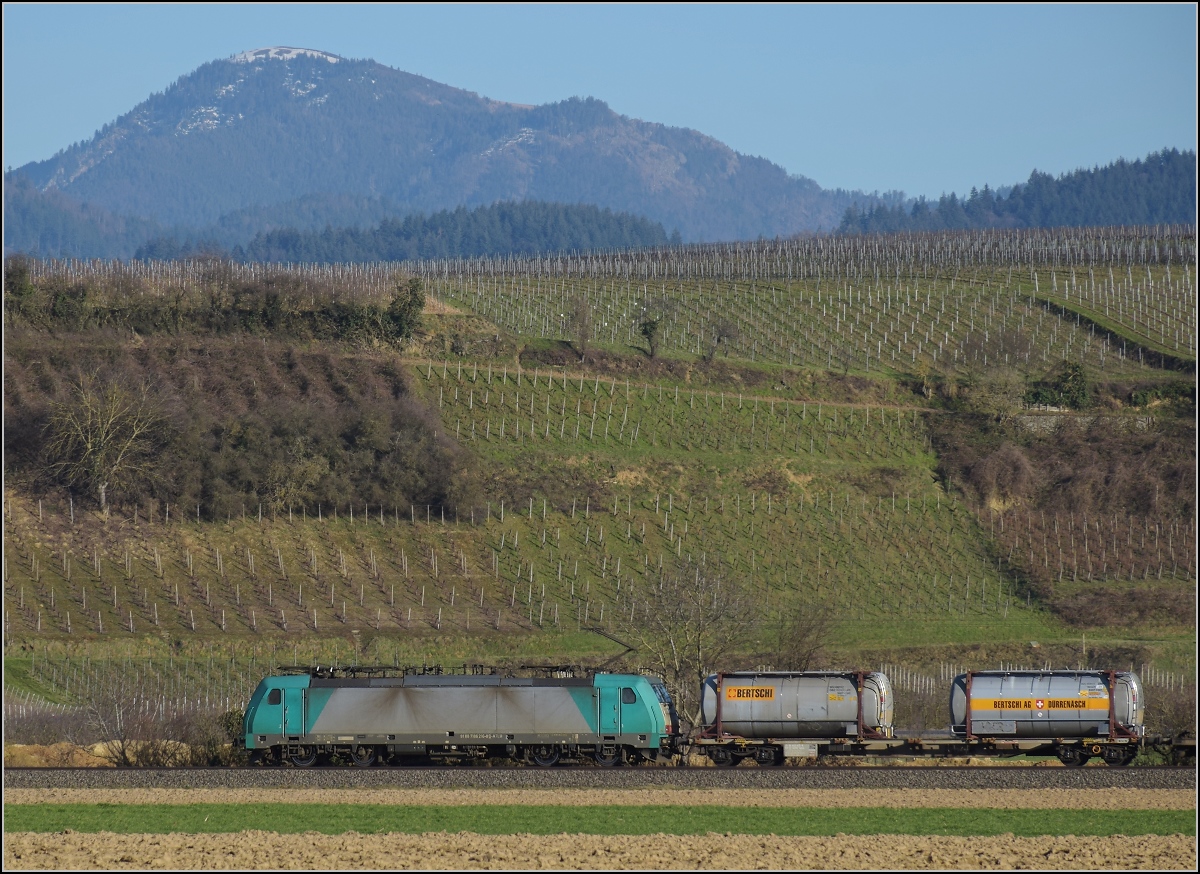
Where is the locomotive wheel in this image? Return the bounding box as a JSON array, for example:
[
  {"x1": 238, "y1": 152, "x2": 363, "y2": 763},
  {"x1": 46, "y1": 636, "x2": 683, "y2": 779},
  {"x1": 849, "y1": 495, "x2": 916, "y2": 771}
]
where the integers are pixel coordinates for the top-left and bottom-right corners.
[
  {"x1": 1055, "y1": 746, "x2": 1090, "y2": 768},
  {"x1": 290, "y1": 746, "x2": 318, "y2": 768},
  {"x1": 349, "y1": 744, "x2": 377, "y2": 767},
  {"x1": 530, "y1": 745, "x2": 561, "y2": 767},
  {"x1": 594, "y1": 746, "x2": 624, "y2": 767}
]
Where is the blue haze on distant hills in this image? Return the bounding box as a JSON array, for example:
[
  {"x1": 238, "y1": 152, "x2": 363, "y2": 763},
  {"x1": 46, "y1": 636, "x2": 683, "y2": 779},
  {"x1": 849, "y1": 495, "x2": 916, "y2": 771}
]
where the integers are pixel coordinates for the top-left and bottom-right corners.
[
  {"x1": 3, "y1": 50, "x2": 1194, "y2": 261},
  {"x1": 7, "y1": 51, "x2": 871, "y2": 252}
]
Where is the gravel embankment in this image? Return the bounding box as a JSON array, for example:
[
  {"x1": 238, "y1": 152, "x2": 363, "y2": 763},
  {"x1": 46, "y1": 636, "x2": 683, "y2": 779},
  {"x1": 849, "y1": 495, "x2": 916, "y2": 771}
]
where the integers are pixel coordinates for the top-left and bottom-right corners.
[
  {"x1": 5, "y1": 787, "x2": 1195, "y2": 810},
  {"x1": 5, "y1": 765, "x2": 1194, "y2": 791}
]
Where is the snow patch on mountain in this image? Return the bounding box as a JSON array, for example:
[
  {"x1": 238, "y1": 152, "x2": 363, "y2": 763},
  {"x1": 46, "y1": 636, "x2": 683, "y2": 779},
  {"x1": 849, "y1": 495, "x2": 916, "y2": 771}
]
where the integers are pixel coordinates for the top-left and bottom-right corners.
[
  {"x1": 483, "y1": 128, "x2": 536, "y2": 158},
  {"x1": 232, "y1": 47, "x2": 341, "y2": 64}
]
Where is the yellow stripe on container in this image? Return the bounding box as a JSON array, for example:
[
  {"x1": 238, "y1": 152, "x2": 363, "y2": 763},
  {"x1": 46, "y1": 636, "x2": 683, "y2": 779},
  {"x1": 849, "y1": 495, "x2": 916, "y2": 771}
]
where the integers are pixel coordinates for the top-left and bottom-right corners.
[{"x1": 969, "y1": 698, "x2": 1109, "y2": 711}]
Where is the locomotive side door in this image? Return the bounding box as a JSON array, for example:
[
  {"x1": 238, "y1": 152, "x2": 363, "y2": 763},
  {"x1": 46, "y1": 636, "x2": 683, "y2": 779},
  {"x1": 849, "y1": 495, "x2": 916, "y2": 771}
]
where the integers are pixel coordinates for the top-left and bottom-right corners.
[
  {"x1": 284, "y1": 687, "x2": 306, "y2": 738},
  {"x1": 599, "y1": 685, "x2": 621, "y2": 735}
]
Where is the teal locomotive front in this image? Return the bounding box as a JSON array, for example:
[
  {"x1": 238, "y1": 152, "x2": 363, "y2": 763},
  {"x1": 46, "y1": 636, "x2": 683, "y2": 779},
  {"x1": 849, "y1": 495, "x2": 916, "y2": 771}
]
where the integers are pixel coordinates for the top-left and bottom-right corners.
[{"x1": 243, "y1": 669, "x2": 677, "y2": 767}]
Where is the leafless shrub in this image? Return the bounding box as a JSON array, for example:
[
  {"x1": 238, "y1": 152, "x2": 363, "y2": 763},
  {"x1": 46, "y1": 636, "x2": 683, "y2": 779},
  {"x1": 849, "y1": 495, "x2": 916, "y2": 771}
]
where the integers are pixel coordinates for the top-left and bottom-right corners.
[
  {"x1": 1144, "y1": 684, "x2": 1197, "y2": 741},
  {"x1": 891, "y1": 687, "x2": 946, "y2": 735},
  {"x1": 3, "y1": 705, "x2": 97, "y2": 747},
  {"x1": 1053, "y1": 586, "x2": 1196, "y2": 628},
  {"x1": 964, "y1": 366, "x2": 1026, "y2": 423},
  {"x1": 773, "y1": 603, "x2": 834, "y2": 671},
  {"x1": 969, "y1": 443, "x2": 1035, "y2": 509},
  {"x1": 705, "y1": 319, "x2": 740, "y2": 363}
]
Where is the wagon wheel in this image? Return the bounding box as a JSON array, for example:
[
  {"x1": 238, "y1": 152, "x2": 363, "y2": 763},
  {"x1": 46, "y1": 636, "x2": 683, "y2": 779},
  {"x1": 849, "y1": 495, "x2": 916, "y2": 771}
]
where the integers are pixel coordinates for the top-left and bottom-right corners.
[
  {"x1": 1101, "y1": 746, "x2": 1134, "y2": 767},
  {"x1": 530, "y1": 745, "x2": 560, "y2": 767},
  {"x1": 1055, "y1": 746, "x2": 1089, "y2": 768},
  {"x1": 754, "y1": 746, "x2": 783, "y2": 767},
  {"x1": 349, "y1": 744, "x2": 377, "y2": 767},
  {"x1": 594, "y1": 746, "x2": 624, "y2": 767},
  {"x1": 290, "y1": 745, "x2": 318, "y2": 768},
  {"x1": 709, "y1": 747, "x2": 736, "y2": 767}
]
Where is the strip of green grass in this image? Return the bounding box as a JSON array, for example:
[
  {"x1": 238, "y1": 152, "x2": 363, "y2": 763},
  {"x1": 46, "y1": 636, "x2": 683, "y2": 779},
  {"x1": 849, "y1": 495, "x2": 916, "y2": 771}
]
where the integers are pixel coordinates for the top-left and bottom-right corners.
[{"x1": 4, "y1": 805, "x2": 1192, "y2": 837}]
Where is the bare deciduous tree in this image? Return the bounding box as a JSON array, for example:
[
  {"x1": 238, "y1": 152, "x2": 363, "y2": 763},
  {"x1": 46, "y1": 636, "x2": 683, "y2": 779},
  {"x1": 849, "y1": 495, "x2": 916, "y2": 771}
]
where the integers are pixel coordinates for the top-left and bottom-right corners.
[
  {"x1": 964, "y1": 365, "x2": 1026, "y2": 423},
  {"x1": 636, "y1": 296, "x2": 677, "y2": 359},
  {"x1": 265, "y1": 437, "x2": 330, "y2": 512},
  {"x1": 44, "y1": 375, "x2": 168, "y2": 510},
  {"x1": 773, "y1": 602, "x2": 834, "y2": 671},
  {"x1": 83, "y1": 667, "x2": 143, "y2": 767},
  {"x1": 639, "y1": 317, "x2": 662, "y2": 359},
  {"x1": 568, "y1": 293, "x2": 592, "y2": 362},
  {"x1": 969, "y1": 443, "x2": 1035, "y2": 510},
  {"x1": 615, "y1": 562, "x2": 759, "y2": 729},
  {"x1": 705, "y1": 319, "x2": 739, "y2": 363}
]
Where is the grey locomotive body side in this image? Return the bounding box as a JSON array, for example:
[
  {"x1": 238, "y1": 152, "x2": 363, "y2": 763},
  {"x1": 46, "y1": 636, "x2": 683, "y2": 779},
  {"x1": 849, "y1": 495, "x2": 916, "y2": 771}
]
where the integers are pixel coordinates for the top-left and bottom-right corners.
[{"x1": 307, "y1": 676, "x2": 599, "y2": 747}]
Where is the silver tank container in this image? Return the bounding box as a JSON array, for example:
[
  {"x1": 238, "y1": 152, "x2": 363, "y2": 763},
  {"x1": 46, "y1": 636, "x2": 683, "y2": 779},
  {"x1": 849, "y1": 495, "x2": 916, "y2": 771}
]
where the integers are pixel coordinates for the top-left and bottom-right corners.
[
  {"x1": 950, "y1": 670, "x2": 1143, "y2": 738},
  {"x1": 700, "y1": 671, "x2": 893, "y2": 738}
]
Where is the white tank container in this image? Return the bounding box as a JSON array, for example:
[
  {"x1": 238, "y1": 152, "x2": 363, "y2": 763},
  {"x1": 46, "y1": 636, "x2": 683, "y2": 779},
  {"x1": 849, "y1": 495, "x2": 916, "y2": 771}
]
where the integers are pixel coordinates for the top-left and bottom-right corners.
[
  {"x1": 700, "y1": 671, "x2": 893, "y2": 738},
  {"x1": 950, "y1": 670, "x2": 1143, "y2": 738}
]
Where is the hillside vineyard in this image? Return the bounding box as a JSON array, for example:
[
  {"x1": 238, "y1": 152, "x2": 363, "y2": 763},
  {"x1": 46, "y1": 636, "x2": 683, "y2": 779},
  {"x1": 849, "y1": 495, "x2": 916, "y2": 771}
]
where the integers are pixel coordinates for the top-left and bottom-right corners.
[{"x1": 2, "y1": 226, "x2": 1194, "y2": 748}]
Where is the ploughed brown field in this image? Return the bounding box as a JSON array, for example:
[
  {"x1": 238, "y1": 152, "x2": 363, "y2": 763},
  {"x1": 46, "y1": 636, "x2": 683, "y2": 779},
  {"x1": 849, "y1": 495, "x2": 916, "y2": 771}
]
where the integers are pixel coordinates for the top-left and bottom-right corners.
[{"x1": 4, "y1": 788, "x2": 1195, "y2": 870}]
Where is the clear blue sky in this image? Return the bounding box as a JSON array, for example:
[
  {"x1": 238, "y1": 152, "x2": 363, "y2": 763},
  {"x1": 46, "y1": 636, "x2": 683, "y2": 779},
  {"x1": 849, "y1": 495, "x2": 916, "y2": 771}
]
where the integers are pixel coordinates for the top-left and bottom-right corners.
[{"x1": 3, "y1": 3, "x2": 1195, "y2": 200}]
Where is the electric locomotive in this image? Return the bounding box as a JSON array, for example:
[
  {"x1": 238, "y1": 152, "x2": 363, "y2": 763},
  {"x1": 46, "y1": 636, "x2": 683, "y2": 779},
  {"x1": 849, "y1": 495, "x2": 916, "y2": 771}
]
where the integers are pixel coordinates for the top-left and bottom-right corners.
[{"x1": 243, "y1": 665, "x2": 679, "y2": 767}]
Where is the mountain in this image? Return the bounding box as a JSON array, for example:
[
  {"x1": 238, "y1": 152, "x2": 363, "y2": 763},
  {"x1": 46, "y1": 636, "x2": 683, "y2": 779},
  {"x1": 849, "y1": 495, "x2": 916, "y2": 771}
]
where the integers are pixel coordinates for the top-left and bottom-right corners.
[
  {"x1": 10, "y1": 47, "x2": 866, "y2": 249},
  {"x1": 3, "y1": 172, "x2": 167, "y2": 259}
]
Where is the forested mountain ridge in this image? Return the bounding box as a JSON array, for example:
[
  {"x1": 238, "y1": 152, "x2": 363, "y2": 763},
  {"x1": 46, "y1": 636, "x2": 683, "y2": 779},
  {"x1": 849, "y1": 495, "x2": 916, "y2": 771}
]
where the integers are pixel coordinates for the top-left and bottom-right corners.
[
  {"x1": 3, "y1": 173, "x2": 168, "y2": 259},
  {"x1": 839, "y1": 148, "x2": 1197, "y2": 234},
  {"x1": 8, "y1": 48, "x2": 865, "y2": 250},
  {"x1": 225, "y1": 201, "x2": 674, "y2": 263}
]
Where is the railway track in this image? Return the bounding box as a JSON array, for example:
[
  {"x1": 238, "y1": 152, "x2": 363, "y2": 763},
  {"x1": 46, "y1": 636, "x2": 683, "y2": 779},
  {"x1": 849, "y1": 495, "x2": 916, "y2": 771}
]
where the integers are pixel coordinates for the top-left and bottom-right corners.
[{"x1": 6, "y1": 765, "x2": 1194, "y2": 791}]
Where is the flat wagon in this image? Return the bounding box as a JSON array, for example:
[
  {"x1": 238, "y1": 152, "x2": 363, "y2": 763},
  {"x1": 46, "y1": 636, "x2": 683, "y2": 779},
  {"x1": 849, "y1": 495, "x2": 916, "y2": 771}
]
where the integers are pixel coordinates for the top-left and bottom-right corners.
[
  {"x1": 949, "y1": 669, "x2": 1144, "y2": 766},
  {"x1": 692, "y1": 670, "x2": 894, "y2": 766}
]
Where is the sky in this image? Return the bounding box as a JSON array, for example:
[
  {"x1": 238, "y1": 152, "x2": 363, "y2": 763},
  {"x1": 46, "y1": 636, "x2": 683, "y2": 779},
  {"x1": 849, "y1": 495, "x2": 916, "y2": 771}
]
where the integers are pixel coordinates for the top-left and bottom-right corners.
[{"x1": 2, "y1": 3, "x2": 1196, "y2": 200}]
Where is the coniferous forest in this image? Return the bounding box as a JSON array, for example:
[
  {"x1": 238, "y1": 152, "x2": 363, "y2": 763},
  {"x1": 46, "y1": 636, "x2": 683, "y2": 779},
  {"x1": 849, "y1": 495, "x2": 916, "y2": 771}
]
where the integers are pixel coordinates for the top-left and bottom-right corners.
[
  {"x1": 839, "y1": 149, "x2": 1195, "y2": 234},
  {"x1": 226, "y1": 201, "x2": 675, "y2": 263}
]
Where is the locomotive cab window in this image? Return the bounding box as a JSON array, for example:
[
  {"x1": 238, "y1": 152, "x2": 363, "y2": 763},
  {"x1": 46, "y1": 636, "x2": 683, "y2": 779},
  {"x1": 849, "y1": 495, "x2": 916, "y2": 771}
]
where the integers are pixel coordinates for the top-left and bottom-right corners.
[
  {"x1": 621, "y1": 688, "x2": 637, "y2": 705},
  {"x1": 267, "y1": 689, "x2": 282, "y2": 706}
]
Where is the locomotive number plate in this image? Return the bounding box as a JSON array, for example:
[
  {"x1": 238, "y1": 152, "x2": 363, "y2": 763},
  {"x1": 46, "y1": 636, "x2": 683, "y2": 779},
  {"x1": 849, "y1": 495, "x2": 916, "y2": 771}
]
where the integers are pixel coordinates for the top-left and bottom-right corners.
[{"x1": 725, "y1": 686, "x2": 776, "y2": 701}]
